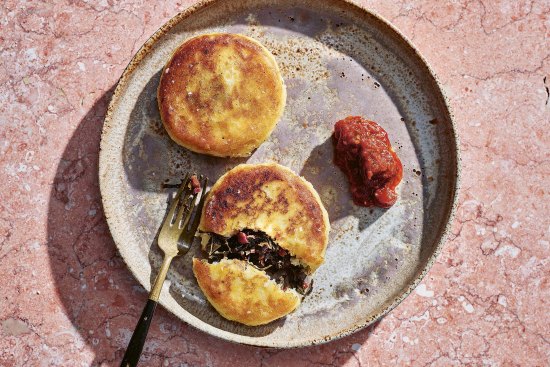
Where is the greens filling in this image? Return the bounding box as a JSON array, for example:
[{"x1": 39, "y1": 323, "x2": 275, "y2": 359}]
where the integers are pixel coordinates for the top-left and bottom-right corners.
[{"x1": 202, "y1": 229, "x2": 313, "y2": 295}]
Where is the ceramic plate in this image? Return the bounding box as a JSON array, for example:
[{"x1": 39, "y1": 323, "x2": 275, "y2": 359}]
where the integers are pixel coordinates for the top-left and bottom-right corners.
[{"x1": 99, "y1": 0, "x2": 460, "y2": 347}]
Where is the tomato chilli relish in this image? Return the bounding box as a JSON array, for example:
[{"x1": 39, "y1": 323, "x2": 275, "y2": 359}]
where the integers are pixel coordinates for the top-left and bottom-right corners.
[{"x1": 333, "y1": 116, "x2": 403, "y2": 208}]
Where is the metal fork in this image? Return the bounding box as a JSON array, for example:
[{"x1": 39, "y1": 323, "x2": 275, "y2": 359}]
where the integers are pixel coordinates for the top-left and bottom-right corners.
[{"x1": 121, "y1": 173, "x2": 208, "y2": 367}]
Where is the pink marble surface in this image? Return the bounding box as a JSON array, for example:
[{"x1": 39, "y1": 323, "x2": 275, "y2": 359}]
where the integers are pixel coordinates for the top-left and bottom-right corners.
[{"x1": 1, "y1": 0, "x2": 549, "y2": 366}]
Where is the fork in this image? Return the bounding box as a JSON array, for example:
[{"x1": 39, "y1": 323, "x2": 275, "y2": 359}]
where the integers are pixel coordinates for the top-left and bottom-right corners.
[{"x1": 120, "y1": 173, "x2": 208, "y2": 367}]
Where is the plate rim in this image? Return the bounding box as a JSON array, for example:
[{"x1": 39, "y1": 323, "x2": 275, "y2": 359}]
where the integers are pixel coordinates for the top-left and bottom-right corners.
[{"x1": 99, "y1": 0, "x2": 461, "y2": 348}]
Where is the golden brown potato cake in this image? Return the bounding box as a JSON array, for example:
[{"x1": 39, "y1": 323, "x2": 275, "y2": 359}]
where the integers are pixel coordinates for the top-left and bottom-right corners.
[
  {"x1": 158, "y1": 33, "x2": 286, "y2": 157},
  {"x1": 193, "y1": 163, "x2": 330, "y2": 326},
  {"x1": 199, "y1": 163, "x2": 330, "y2": 271}
]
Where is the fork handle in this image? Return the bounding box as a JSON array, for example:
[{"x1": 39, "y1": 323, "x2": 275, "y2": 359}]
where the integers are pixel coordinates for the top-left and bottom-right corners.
[
  {"x1": 120, "y1": 255, "x2": 174, "y2": 367},
  {"x1": 120, "y1": 299, "x2": 157, "y2": 367}
]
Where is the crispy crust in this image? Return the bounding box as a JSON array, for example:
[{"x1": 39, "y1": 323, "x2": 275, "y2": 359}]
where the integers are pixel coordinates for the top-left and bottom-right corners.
[
  {"x1": 193, "y1": 258, "x2": 300, "y2": 326},
  {"x1": 158, "y1": 33, "x2": 286, "y2": 157},
  {"x1": 199, "y1": 163, "x2": 330, "y2": 272}
]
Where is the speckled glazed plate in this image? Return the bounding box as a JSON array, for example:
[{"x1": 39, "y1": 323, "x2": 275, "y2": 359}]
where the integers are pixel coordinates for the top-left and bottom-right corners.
[{"x1": 99, "y1": 0, "x2": 459, "y2": 347}]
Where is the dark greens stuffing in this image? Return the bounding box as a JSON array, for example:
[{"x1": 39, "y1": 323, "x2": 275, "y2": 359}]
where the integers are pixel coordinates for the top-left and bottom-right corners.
[{"x1": 203, "y1": 229, "x2": 313, "y2": 295}]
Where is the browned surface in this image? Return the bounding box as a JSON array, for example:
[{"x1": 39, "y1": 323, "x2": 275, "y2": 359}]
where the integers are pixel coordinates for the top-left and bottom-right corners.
[
  {"x1": 199, "y1": 163, "x2": 330, "y2": 271},
  {"x1": 157, "y1": 33, "x2": 286, "y2": 157},
  {"x1": 193, "y1": 258, "x2": 300, "y2": 326}
]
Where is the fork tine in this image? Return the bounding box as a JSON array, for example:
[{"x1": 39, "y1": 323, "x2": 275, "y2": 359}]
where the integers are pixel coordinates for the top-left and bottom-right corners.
[
  {"x1": 165, "y1": 173, "x2": 190, "y2": 226},
  {"x1": 185, "y1": 175, "x2": 208, "y2": 236},
  {"x1": 175, "y1": 191, "x2": 193, "y2": 227},
  {"x1": 180, "y1": 174, "x2": 206, "y2": 230}
]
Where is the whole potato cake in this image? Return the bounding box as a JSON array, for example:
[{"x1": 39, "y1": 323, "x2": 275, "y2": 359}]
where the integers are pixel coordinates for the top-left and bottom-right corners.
[{"x1": 158, "y1": 33, "x2": 286, "y2": 157}]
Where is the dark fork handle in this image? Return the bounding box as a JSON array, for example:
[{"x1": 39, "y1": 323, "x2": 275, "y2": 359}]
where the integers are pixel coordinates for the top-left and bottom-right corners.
[{"x1": 120, "y1": 299, "x2": 158, "y2": 367}]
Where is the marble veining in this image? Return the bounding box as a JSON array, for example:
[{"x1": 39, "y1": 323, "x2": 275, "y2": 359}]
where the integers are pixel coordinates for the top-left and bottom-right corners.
[{"x1": 0, "y1": 0, "x2": 548, "y2": 365}]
